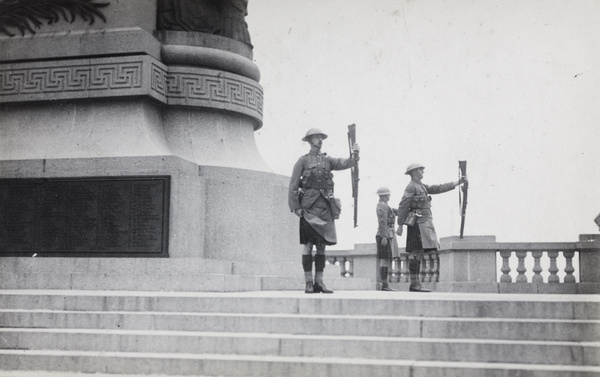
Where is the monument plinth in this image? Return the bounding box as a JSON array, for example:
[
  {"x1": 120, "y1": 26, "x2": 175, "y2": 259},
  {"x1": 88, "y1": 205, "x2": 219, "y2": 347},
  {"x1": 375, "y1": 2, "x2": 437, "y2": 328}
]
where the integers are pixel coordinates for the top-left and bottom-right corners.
[{"x1": 0, "y1": 0, "x2": 298, "y2": 287}]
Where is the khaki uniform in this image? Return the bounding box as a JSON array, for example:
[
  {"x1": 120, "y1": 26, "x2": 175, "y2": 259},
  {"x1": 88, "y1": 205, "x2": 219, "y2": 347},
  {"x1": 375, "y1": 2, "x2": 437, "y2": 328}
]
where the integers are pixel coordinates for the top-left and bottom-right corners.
[
  {"x1": 397, "y1": 179, "x2": 455, "y2": 251},
  {"x1": 376, "y1": 200, "x2": 397, "y2": 260},
  {"x1": 289, "y1": 149, "x2": 355, "y2": 245}
]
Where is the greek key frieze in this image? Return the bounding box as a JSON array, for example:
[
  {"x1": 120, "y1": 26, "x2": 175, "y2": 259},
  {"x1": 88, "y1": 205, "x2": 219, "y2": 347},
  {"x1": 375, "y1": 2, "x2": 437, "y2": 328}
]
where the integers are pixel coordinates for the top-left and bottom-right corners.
[
  {"x1": 165, "y1": 72, "x2": 263, "y2": 115},
  {"x1": 150, "y1": 63, "x2": 168, "y2": 97},
  {"x1": 0, "y1": 57, "x2": 263, "y2": 122},
  {"x1": 0, "y1": 63, "x2": 142, "y2": 95}
]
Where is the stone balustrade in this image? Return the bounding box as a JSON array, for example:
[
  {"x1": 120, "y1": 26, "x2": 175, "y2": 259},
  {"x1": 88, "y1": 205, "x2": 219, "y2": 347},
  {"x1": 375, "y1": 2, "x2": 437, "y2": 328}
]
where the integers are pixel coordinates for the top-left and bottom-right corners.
[{"x1": 327, "y1": 234, "x2": 600, "y2": 294}]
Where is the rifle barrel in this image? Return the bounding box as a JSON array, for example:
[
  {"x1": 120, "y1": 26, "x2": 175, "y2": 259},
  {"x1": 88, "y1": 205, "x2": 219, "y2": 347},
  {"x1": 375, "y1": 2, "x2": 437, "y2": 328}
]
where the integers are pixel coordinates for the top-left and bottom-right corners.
[
  {"x1": 348, "y1": 124, "x2": 358, "y2": 227},
  {"x1": 458, "y1": 161, "x2": 468, "y2": 238}
]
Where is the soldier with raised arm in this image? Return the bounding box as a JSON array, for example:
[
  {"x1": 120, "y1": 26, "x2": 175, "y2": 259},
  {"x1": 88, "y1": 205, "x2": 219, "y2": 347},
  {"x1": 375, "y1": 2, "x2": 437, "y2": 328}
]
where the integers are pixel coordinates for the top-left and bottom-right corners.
[
  {"x1": 289, "y1": 128, "x2": 359, "y2": 294},
  {"x1": 397, "y1": 163, "x2": 466, "y2": 292}
]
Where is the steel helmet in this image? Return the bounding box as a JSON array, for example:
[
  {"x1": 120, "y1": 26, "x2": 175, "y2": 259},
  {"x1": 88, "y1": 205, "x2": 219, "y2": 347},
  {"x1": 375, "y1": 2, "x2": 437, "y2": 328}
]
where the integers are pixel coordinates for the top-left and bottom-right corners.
[
  {"x1": 405, "y1": 162, "x2": 425, "y2": 175},
  {"x1": 376, "y1": 187, "x2": 391, "y2": 196},
  {"x1": 302, "y1": 128, "x2": 328, "y2": 142}
]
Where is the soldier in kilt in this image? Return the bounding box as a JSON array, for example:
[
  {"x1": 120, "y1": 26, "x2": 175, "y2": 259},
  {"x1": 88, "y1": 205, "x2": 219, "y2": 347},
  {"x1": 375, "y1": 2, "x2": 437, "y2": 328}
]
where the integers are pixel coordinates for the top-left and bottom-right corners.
[
  {"x1": 289, "y1": 128, "x2": 359, "y2": 294},
  {"x1": 397, "y1": 163, "x2": 466, "y2": 292},
  {"x1": 376, "y1": 187, "x2": 398, "y2": 291}
]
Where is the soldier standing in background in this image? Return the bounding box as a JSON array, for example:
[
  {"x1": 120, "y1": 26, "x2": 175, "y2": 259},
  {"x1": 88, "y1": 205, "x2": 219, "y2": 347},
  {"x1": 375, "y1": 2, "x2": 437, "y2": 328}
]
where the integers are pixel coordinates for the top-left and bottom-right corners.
[
  {"x1": 289, "y1": 128, "x2": 360, "y2": 294},
  {"x1": 376, "y1": 187, "x2": 398, "y2": 291},
  {"x1": 397, "y1": 163, "x2": 467, "y2": 292}
]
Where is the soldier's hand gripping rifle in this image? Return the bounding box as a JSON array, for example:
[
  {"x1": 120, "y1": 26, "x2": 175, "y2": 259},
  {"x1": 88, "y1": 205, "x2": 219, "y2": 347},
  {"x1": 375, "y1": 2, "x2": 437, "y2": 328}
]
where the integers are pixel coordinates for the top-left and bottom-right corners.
[
  {"x1": 347, "y1": 124, "x2": 359, "y2": 228},
  {"x1": 458, "y1": 161, "x2": 468, "y2": 238}
]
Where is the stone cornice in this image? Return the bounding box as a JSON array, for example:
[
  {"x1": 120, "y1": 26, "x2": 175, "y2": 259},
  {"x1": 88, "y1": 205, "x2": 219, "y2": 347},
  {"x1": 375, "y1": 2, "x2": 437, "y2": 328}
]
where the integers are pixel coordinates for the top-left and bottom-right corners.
[{"x1": 0, "y1": 55, "x2": 263, "y2": 128}]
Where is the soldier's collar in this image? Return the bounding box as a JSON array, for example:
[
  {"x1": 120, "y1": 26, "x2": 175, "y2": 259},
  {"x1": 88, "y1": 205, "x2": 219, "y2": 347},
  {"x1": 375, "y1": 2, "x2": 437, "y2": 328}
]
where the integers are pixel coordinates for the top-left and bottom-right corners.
[{"x1": 308, "y1": 149, "x2": 323, "y2": 156}]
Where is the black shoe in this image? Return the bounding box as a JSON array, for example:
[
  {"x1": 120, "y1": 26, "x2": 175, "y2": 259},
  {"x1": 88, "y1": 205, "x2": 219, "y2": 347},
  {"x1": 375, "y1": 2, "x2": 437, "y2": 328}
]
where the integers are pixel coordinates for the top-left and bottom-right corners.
[
  {"x1": 381, "y1": 283, "x2": 397, "y2": 291},
  {"x1": 409, "y1": 284, "x2": 431, "y2": 292},
  {"x1": 305, "y1": 282, "x2": 316, "y2": 294},
  {"x1": 313, "y1": 282, "x2": 334, "y2": 294}
]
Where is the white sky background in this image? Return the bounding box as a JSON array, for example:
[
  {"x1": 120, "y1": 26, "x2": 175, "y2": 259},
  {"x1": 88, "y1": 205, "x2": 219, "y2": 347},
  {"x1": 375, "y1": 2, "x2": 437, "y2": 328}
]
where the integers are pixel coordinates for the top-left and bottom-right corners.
[{"x1": 246, "y1": 0, "x2": 600, "y2": 250}]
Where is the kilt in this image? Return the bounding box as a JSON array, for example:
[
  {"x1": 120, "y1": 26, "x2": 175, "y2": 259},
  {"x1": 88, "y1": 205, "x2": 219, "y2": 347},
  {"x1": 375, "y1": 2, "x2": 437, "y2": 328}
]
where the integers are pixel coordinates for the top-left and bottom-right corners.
[
  {"x1": 405, "y1": 219, "x2": 439, "y2": 252},
  {"x1": 299, "y1": 193, "x2": 337, "y2": 246},
  {"x1": 376, "y1": 235, "x2": 393, "y2": 260}
]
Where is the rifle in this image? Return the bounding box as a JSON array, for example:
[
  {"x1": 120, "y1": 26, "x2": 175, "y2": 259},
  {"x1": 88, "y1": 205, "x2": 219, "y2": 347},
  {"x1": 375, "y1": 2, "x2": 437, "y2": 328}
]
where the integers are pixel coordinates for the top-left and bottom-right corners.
[
  {"x1": 458, "y1": 160, "x2": 468, "y2": 238},
  {"x1": 347, "y1": 124, "x2": 359, "y2": 227}
]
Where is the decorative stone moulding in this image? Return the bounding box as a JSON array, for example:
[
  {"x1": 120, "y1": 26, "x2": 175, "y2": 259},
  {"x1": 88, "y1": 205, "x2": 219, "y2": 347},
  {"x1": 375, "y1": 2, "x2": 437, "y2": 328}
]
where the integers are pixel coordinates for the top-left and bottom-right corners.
[
  {"x1": 0, "y1": 55, "x2": 263, "y2": 129},
  {"x1": 161, "y1": 45, "x2": 260, "y2": 82}
]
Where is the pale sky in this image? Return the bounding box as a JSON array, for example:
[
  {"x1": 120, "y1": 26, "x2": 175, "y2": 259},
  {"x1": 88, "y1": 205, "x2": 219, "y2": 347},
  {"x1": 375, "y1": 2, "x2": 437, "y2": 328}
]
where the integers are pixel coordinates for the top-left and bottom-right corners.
[{"x1": 246, "y1": 0, "x2": 600, "y2": 249}]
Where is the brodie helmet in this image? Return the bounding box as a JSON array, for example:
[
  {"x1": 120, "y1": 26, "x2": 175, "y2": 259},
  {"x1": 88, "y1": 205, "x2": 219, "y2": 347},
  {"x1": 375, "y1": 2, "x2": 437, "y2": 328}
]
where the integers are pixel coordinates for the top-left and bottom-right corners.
[{"x1": 302, "y1": 128, "x2": 328, "y2": 142}]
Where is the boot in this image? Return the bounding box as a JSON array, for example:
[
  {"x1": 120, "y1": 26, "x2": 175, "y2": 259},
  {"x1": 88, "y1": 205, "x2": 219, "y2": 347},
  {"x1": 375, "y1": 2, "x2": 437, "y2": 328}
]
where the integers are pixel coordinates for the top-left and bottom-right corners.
[
  {"x1": 409, "y1": 259, "x2": 431, "y2": 292},
  {"x1": 313, "y1": 255, "x2": 334, "y2": 293},
  {"x1": 302, "y1": 255, "x2": 316, "y2": 294},
  {"x1": 313, "y1": 281, "x2": 333, "y2": 294},
  {"x1": 304, "y1": 281, "x2": 316, "y2": 294},
  {"x1": 380, "y1": 266, "x2": 396, "y2": 291}
]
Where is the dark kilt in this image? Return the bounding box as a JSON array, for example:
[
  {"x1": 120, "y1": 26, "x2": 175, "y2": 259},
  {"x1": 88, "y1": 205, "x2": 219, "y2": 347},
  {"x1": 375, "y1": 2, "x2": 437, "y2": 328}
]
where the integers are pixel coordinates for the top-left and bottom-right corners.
[
  {"x1": 299, "y1": 216, "x2": 334, "y2": 246},
  {"x1": 376, "y1": 235, "x2": 393, "y2": 260},
  {"x1": 406, "y1": 224, "x2": 437, "y2": 253}
]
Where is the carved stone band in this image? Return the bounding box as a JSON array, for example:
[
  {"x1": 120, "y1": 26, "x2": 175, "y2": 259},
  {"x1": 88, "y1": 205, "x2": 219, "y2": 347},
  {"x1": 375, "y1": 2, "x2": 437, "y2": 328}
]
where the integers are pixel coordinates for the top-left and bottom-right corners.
[
  {"x1": 0, "y1": 55, "x2": 263, "y2": 128},
  {"x1": 161, "y1": 45, "x2": 260, "y2": 82}
]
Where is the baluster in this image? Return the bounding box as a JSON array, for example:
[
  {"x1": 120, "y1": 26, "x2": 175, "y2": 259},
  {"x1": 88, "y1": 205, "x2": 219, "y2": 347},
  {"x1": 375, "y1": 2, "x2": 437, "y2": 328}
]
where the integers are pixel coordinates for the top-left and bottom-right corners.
[
  {"x1": 423, "y1": 253, "x2": 433, "y2": 283},
  {"x1": 563, "y1": 250, "x2": 576, "y2": 283},
  {"x1": 327, "y1": 257, "x2": 336, "y2": 273},
  {"x1": 337, "y1": 258, "x2": 345, "y2": 277},
  {"x1": 401, "y1": 254, "x2": 410, "y2": 282},
  {"x1": 332, "y1": 258, "x2": 341, "y2": 277},
  {"x1": 345, "y1": 258, "x2": 353, "y2": 277},
  {"x1": 547, "y1": 250, "x2": 559, "y2": 283},
  {"x1": 515, "y1": 250, "x2": 528, "y2": 283},
  {"x1": 531, "y1": 250, "x2": 544, "y2": 284},
  {"x1": 390, "y1": 257, "x2": 399, "y2": 282},
  {"x1": 431, "y1": 252, "x2": 440, "y2": 282},
  {"x1": 499, "y1": 250, "x2": 512, "y2": 282}
]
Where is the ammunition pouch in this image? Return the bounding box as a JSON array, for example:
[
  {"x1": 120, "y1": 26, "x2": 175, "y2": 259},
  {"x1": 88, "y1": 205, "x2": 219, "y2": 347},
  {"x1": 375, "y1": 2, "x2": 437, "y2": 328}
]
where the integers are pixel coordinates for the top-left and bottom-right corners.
[
  {"x1": 330, "y1": 197, "x2": 342, "y2": 219},
  {"x1": 411, "y1": 195, "x2": 432, "y2": 209},
  {"x1": 403, "y1": 211, "x2": 417, "y2": 227},
  {"x1": 302, "y1": 168, "x2": 334, "y2": 191}
]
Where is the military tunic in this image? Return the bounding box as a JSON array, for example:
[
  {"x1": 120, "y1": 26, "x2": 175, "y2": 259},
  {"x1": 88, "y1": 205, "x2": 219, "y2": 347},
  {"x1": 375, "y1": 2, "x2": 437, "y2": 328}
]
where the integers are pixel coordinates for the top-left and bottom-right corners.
[
  {"x1": 289, "y1": 149, "x2": 355, "y2": 245},
  {"x1": 397, "y1": 179, "x2": 456, "y2": 251},
  {"x1": 376, "y1": 200, "x2": 397, "y2": 260}
]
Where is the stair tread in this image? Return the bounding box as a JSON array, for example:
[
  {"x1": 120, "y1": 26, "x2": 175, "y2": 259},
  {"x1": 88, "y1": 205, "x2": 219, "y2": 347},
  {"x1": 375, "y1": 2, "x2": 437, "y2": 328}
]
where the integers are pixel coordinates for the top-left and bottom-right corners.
[
  {"x1": 0, "y1": 373, "x2": 213, "y2": 377},
  {"x1": 3, "y1": 327, "x2": 597, "y2": 346},
  {"x1": 2, "y1": 289, "x2": 599, "y2": 301},
  {"x1": 2, "y1": 308, "x2": 597, "y2": 323},
  {"x1": 1, "y1": 349, "x2": 599, "y2": 372}
]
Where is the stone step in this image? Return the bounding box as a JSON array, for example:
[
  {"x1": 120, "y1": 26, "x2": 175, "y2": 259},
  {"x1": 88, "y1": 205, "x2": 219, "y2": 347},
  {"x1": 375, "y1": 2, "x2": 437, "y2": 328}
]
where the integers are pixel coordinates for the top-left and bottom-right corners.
[
  {"x1": 0, "y1": 373, "x2": 214, "y2": 377},
  {"x1": 1, "y1": 328, "x2": 598, "y2": 366},
  {"x1": 1, "y1": 349, "x2": 599, "y2": 377},
  {"x1": 1, "y1": 308, "x2": 597, "y2": 342},
  {"x1": 0, "y1": 258, "x2": 234, "y2": 275},
  {"x1": 0, "y1": 257, "x2": 333, "y2": 277},
  {"x1": 0, "y1": 373, "x2": 213, "y2": 377},
  {"x1": 1, "y1": 290, "x2": 598, "y2": 319},
  {"x1": 0, "y1": 274, "x2": 373, "y2": 291},
  {"x1": 0, "y1": 258, "x2": 372, "y2": 292}
]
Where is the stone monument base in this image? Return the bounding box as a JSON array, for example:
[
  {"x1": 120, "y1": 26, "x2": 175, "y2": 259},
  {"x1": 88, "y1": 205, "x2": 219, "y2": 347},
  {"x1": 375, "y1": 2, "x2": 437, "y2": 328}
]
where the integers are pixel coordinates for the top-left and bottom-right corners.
[{"x1": 0, "y1": 156, "x2": 297, "y2": 262}]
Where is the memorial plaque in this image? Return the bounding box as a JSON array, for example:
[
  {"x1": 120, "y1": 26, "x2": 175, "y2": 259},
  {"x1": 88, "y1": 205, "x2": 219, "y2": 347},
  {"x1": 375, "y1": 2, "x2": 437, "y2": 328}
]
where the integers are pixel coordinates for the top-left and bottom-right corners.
[{"x1": 0, "y1": 176, "x2": 170, "y2": 257}]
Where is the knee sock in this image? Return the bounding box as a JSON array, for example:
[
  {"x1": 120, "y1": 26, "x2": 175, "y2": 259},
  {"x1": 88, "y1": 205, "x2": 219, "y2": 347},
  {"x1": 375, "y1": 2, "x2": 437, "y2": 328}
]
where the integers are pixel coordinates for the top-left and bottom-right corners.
[
  {"x1": 314, "y1": 254, "x2": 326, "y2": 283},
  {"x1": 302, "y1": 254, "x2": 313, "y2": 283},
  {"x1": 380, "y1": 266, "x2": 389, "y2": 282}
]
